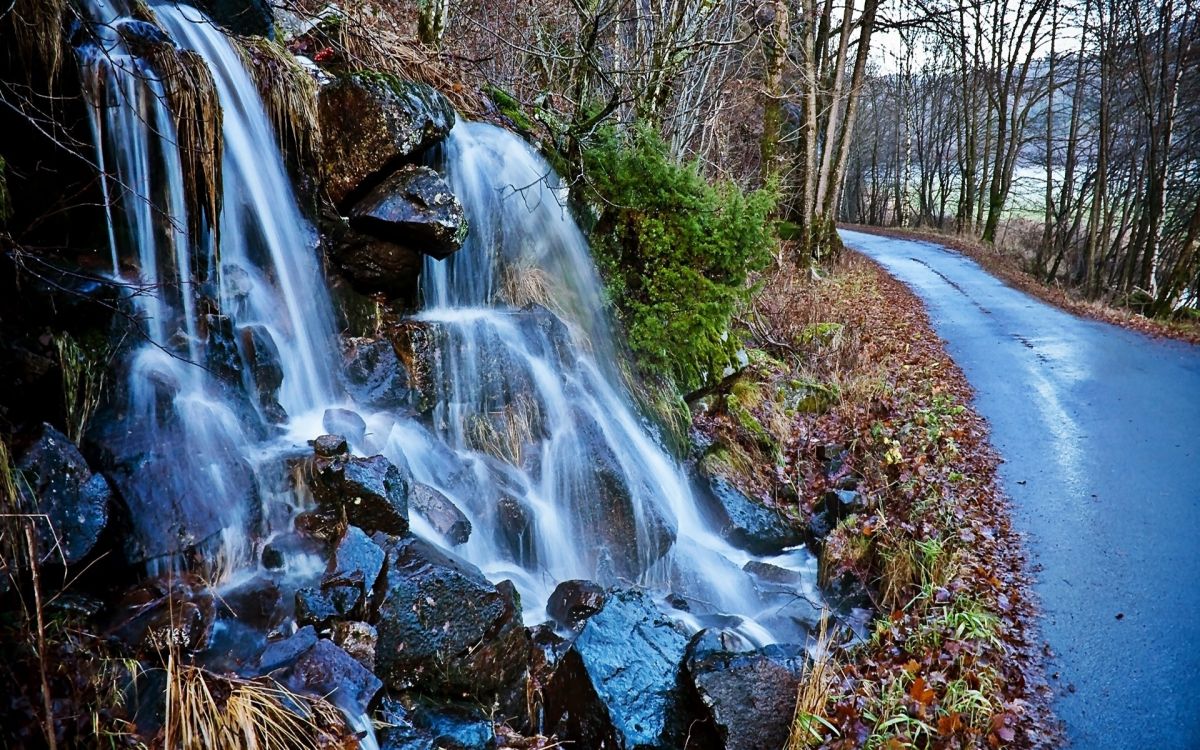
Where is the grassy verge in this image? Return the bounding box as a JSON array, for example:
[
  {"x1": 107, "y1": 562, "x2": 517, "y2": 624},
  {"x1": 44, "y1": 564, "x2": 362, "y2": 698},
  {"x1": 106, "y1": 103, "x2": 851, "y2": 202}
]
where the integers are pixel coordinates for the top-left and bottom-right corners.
[
  {"x1": 701, "y1": 251, "x2": 1059, "y2": 748},
  {"x1": 840, "y1": 223, "x2": 1200, "y2": 346}
]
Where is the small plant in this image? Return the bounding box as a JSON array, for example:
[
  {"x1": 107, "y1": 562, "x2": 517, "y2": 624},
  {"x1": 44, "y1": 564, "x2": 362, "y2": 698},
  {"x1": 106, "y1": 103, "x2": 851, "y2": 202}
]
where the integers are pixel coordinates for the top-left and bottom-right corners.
[
  {"x1": 465, "y1": 393, "x2": 541, "y2": 466},
  {"x1": 53, "y1": 332, "x2": 106, "y2": 444}
]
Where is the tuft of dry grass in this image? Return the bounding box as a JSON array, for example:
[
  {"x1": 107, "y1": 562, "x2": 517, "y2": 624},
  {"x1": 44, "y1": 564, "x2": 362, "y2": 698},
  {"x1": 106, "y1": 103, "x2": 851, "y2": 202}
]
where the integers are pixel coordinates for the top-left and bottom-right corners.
[
  {"x1": 786, "y1": 615, "x2": 838, "y2": 750},
  {"x1": 141, "y1": 41, "x2": 225, "y2": 238},
  {"x1": 465, "y1": 392, "x2": 541, "y2": 466},
  {"x1": 53, "y1": 332, "x2": 106, "y2": 445},
  {"x1": 236, "y1": 36, "x2": 321, "y2": 173},
  {"x1": 164, "y1": 656, "x2": 346, "y2": 750},
  {"x1": 7, "y1": 0, "x2": 67, "y2": 80}
]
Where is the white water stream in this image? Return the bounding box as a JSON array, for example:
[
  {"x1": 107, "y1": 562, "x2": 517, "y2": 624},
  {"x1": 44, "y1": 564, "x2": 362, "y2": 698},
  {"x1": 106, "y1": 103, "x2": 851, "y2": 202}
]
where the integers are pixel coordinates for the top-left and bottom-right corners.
[{"x1": 74, "y1": 2, "x2": 821, "y2": 724}]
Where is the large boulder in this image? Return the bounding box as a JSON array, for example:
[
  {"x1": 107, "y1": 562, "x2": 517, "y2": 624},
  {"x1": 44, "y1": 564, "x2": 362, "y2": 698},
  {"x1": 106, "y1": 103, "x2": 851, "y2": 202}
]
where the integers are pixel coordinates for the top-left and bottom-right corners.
[
  {"x1": 546, "y1": 580, "x2": 607, "y2": 629},
  {"x1": 238, "y1": 323, "x2": 286, "y2": 423},
  {"x1": 278, "y1": 638, "x2": 383, "y2": 717},
  {"x1": 371, "y1": 534, "x2": 528, "y2": 701},
  {"x1": 331, "y1": 229, "x2": 426, "y2": 303},
  {"x1": 15, "y1": 424, "x2": 110, "y2": 565},
  {"x1": 342, "y1": 337, "x2": 417, "y2": 410},
  {"x1": 544, "y1": 588, "x2": 690, "y2": 750},
  {"x1": 573, "y1": 411, "x2": 676, "y2": 580},
  {"x1": 684, "y1": 630, "x2": 807, "y2": 750},
  {"x1": 311, "y1": 448, "x2": 410, "y2": 536},
  {"x1": 409, "y1": 483, "x2": 471, "y2": 545},
  {"x1": 319, "y1": 75, "x2": 455, "y2": 206},
  {"x1": 705, "y1": 475, "x2": 803, "y2": 555},
  {"x1": 348, "y1": 165, "x2": 466, "y2": 259}
]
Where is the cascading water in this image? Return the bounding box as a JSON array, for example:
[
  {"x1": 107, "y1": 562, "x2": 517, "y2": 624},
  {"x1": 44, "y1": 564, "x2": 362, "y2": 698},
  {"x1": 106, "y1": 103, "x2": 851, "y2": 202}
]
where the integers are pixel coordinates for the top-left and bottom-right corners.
[
  {"x1": 76, "y1": 0, "x2": 820, "y2": 720},
  {"x1": 380, "y1": 123, "x2": 822, "y2": 642}
]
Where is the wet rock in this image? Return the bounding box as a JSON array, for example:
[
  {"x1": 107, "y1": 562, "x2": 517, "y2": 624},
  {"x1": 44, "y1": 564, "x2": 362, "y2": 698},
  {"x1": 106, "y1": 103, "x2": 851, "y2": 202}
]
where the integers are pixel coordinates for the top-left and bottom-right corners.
[
  {"x1": 378, "y1": 698, "x2": 495, "y2": 750},
  {"x1": 343, "y1": 337, "x2": 416, "y2": 409},
  {"x1": 325, "y1": 524, "x2": 385, "y2": 595},
  {"x1": 331, "y1": 620, "x2": 378, "y2": 671},
  {"x1": 705, "y1": 475, "x2": 803, "y2": 555},
  {"x1": 544, "y1": 588, "x2": 689, "y2": 750},
  {"x1": 410, "y1": 483, "x2": 471, "y2": 545},
  {"x1": 218, "y1": 578, "x2": 283, "y2": 631},
  {"x1": 546, "y1": 580, "x2": 607, "y2": 629},
  {"x1": 259, "y1": 625, "x2": 319, "y2": 672},
  {"x1": 319, "y1": 75, "x2": 456, "y2": 206},
  {"x1": 197, "y1": 0, "x2": 273, "y2": 36},
  {"x1": 808, "y1": 489, "x2": 867, "y2": 544},
  {"x1": 113, "y1": 19, "x2": 172, "y2": 56},
  {"x1": 349, "y1": 165, "x2": 466, "y2": 259},
  {"x1": 495, "y1": 493, "x2": 534, "y2": 562},
  {"x1": 388, "y1": 320, "x2": 439, "y2": 412},
  {"x1": 280, "y1": 638, "x2": 382, "y2": 716},
  {"x1": 323, "y1": 407, "x2": 367, "y2": 447},
  {"x1": 312, "y1": 433, "x2": 348, "y2": 458},
  {"x1": 332, "y1": 229, "x2": 425, "y2": 302},
  {"x1": 262, "y1": 542, "x2": 285, "y2": 569},
  {"x1": 295, "y1": 587, "x2": 340, "y2": 628},
  {"x1": 517, "y1": 304, "x2": 576, "y2": 367},
  {"x1": 312, "y1": 453, "x2": 409, "y2": 535},
  {"x1": 372, "y1": 534, "x2": 528, "y2": 701},
  {"x1": 742, "y1": 560, "x2": 803, "y2": 585},
  {"x1": 567, "y1": 410, "x2": 677, "y2": 581},
  {"x1": 15, "y1": 423, "x2": 110, "y2": 565},
  {"x1": 239, "y1": 324, "x2": 286, "y2": 422},
  {"x1": 684, "y1": 629, "x2": 806, "y2": 750},
  {"x1": 110, "y1": 575, "x2": 215, "y2": 656}
]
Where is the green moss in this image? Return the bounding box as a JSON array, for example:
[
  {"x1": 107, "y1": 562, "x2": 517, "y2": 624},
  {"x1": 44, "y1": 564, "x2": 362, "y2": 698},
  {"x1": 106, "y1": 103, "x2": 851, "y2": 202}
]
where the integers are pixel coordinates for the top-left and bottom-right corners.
[{"x1": 484, "y1": 85, "x2": 535, "y2": 134}]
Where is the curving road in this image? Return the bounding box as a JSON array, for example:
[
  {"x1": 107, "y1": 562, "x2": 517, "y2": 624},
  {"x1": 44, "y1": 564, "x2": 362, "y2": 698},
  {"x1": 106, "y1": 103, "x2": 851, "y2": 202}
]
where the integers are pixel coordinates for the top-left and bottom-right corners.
[{"x1": 839, "y1": 229, "x2": 1200, "y2": 748}]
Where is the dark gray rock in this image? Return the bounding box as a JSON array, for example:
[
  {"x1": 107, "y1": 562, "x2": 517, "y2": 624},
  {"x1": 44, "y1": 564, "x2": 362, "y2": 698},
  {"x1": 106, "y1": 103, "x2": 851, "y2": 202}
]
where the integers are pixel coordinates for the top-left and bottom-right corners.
[
  {"x1": 323, "y1": 408, "x2": 368, "y2": 447},
  {"x1": 280, "y1": 638, "x2": 382, "y2": 716},
  {"x1": 295, "y1": 587, "x2": 340, "y2": 628},
  {"x1": 684, "y1": 629, "x2": 806, "y2": 750},
  {"x1": 410, "y1": 483, "x2": 471, "y2": 545},
  {"x1": 343, "y1": 337, "x2": 416, "y2": 409},
  {"x1": 325, "y1": 524, "x2": 385, "y2": 595},
  {"x1": 546, "y1": 580, "x2": 607, "y2": 628},
  {"x1": 198, "y1": 0, "x2": 273, "y2": 36},
  {"x1": 349, "y1": 165, "x2": 466, "y2": 259},
  {"x1": 331, "y1": 229, "x2": 425, "y2": 302},
  {"x1": 259, "y1": 625, "x2": 319, "y2": 672},
  {"x1": 110, "y1": 575, "x2": 215, "y2": 656},
  {"x1": 312, "y1": 433, "x2": 348, "y2": 458},
  {"x1": 312, "y1": 453, "x2": 409, "y2": 535},
  {"x1": 372, "y1": 534, "x2": 528, "y2": 701},
  {"x1": 239, "y1": 324, "x2": 285, "y2": 423},
  {"x1": 16, "y1": 423, "x2": 110, "y2": 565},
  {"x1": 544, "y1": 588, "x2": 689, "y2": 750},
  {"x1": 706, "y1": 475, "x2": 803, "y2": 554},
  {"x1": 319, "y1": 75, "x2": 456, "y2": 206}
]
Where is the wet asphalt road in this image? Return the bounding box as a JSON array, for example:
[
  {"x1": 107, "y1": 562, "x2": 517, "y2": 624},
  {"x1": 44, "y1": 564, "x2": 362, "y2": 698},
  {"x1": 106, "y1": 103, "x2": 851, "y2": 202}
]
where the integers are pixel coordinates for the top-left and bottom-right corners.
[{"x1": 840, "y1": 229, "x2": 1200, "y2": 748}]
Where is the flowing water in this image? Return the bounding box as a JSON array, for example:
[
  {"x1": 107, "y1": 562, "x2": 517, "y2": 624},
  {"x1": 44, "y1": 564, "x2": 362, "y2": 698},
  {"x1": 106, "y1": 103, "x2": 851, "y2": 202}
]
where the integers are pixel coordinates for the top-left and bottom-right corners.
[{"x1": 75, "y1": 0, "x2": 819, "y2": 705}]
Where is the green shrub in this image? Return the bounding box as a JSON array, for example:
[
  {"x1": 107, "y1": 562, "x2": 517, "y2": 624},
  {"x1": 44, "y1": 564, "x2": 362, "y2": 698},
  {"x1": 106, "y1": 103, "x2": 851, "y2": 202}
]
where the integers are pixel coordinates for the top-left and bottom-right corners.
[{"x1": 583, "y1": 126, "x2": 776, "y2": 392}]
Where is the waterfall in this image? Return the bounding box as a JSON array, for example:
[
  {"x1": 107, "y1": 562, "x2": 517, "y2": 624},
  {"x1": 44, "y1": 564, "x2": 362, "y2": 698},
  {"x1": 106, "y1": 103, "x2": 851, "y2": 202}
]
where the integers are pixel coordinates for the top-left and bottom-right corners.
[{"x1": 76, "y1": 0, "x2": 817, "y2": 662}]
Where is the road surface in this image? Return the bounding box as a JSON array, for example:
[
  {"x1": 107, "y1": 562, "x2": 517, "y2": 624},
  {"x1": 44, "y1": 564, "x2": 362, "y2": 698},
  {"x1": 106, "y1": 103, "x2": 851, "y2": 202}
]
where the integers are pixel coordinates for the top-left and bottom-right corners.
[{"x1": 840, "y1": 229, "x2": 1200, "y2": 748}]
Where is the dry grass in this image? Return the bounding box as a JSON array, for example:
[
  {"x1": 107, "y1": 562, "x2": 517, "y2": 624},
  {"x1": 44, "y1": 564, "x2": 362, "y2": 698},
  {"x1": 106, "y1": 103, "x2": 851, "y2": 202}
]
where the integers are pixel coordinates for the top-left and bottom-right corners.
[
  {"x1": 142, "y1": 42, "x2": 225, "y2": 237},
  {"x1": 786, "y1": 615, "x2": 838, "y2": 750},
  {"x1": 236, "y1": 36, "x2": 321, "y2": 172},
  {"x1": 500, "y1": 264, "x2": 561, "y2": 314},
  {"x1": 281, "y1": 0, "x2": 485, "y2": 116},
  {"x1": 7, "y1": 0, "x2": 67, "y2": 80},
  {"x1": 53, "y1": 332, "x2": 106, "y2": 445},
  {"x1": 164, "y1": 655, "x2": 346, "y2": 750},
  {"x1": 465, "y1": 392, "x2": 541, "y2": 466}
]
